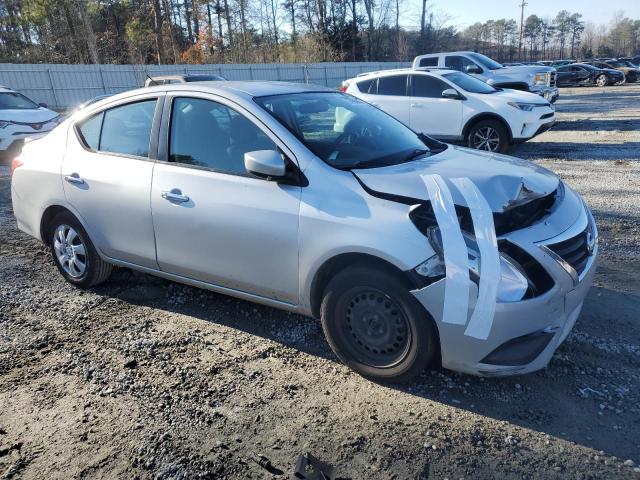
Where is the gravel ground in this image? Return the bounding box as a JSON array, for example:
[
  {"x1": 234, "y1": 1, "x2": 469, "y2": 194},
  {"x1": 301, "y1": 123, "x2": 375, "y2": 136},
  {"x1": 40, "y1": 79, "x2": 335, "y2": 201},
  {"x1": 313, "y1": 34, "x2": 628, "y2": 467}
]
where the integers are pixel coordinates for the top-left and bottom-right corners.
[{"x1": 1, "y1": 84, "x2": 639, "y2": 480}]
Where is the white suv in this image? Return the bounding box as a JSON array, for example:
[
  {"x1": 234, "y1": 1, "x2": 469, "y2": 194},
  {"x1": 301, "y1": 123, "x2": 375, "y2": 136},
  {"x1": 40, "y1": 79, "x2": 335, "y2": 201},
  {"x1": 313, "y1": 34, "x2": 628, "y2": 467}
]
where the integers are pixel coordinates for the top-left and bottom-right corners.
[
  {"x1": 0, "y1": 86, "x2": 61, "y2": 158},
  {"x1": 343, "y1": 68, "x2": 555, "y2": 153}
]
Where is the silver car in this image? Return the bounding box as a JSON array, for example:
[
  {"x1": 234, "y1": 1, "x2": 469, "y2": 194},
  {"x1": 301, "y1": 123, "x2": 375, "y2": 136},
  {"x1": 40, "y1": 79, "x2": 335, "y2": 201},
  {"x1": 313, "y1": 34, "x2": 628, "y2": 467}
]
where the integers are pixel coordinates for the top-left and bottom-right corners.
[{"x1": 11, "y1": 82, "x2": 597, "y2": 382}]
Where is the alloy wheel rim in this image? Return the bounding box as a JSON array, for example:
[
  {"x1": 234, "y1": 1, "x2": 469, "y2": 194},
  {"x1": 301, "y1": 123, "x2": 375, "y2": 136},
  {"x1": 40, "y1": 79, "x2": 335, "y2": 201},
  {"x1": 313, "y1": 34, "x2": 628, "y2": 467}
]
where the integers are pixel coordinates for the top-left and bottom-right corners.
[
  {"x1": 53, "y1": 224, "x2": 87, "y2": 278},
  {"x1": 597, "y1": 76, "x2": 606, "y2": 86},
  {"x1": 472, "y1": 127, "x2": 501, "y2": 151},
  {"x1": 342, "y1": 288, "x2": 412, "y2": 368}
]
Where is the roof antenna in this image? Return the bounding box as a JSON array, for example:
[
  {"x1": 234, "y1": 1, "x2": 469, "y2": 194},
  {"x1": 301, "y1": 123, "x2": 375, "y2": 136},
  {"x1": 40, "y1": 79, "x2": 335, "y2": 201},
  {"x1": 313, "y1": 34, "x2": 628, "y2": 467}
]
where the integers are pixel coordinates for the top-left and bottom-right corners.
[{"x1": 144, "y1": 70, "x2": 159, "y2": 86}]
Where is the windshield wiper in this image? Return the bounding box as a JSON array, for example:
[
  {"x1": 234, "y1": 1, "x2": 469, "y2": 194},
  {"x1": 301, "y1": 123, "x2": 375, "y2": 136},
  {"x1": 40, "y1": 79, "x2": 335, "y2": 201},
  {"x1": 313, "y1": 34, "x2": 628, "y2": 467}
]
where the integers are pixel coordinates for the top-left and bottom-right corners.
[{"x1": 405, "y1": 148, "x2": 429, "y2": 161}]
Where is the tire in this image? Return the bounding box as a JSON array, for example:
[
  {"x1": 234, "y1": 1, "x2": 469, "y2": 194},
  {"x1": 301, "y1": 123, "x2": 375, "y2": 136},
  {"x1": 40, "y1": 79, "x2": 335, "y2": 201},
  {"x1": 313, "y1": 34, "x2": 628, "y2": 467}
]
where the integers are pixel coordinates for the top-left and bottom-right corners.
[
  {"x1": 595, "y1": 74, "x2": 608, "y2": 87},
  {"x1": 467, "y1": 119, "x2": 509, "y2": 153},
  {"x1": 48, "y1": 211, "x2": 112, "y2": 288},
  {"x1": 320, "y1": 265, "x2": 438, "y2": 383}
]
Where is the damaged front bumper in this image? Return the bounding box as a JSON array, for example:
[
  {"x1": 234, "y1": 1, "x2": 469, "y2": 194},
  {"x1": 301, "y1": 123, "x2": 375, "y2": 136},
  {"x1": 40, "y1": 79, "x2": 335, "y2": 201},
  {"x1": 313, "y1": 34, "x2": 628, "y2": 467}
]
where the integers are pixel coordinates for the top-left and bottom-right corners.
[{"x1": 411, "y1": 199, "x2": 598, "y2": 377}]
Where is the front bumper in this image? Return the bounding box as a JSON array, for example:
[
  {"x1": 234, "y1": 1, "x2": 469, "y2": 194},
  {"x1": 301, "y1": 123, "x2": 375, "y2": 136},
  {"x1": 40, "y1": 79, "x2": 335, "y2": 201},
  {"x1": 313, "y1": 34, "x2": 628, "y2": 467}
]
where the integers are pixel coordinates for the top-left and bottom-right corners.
[
  {"x1": 0, "y1": 129, "x2": 53, "y2": 152},
  {"x1": 529, "y1": 86, "x2": 559, "y2": 103},
  {"x1": 512, "y1": 108, "x2": 556, "y2": 142},
  {"x1": 411, "y1": 201, "x2": 597, "y2": 376}
]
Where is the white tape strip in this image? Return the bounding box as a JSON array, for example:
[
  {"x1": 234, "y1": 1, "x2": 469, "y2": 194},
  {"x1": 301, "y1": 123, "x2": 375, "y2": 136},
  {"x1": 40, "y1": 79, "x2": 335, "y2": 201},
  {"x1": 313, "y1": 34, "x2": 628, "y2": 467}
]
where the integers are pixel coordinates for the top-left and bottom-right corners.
[
  {"x1": 421, "y1": 174, "x2": 469, "y2": 326},
  {"x1": 451, "y1": 177, "x2": 499, "y2": 340}
]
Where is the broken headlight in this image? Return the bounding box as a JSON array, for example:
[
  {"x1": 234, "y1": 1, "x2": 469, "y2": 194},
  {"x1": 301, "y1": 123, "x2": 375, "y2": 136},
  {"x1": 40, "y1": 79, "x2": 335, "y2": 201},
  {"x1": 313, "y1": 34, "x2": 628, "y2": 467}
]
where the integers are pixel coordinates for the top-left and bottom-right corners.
[{"x1": 414, "y1": 227, "x2": 529, "y2": 302}]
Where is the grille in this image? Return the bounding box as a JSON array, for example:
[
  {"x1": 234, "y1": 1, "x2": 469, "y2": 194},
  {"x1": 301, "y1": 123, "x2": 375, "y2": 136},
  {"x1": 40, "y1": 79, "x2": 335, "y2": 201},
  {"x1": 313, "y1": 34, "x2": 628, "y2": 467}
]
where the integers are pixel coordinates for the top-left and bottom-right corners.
[
  {"x1": 546, "y1": 227, "x2": 592, "y2": 275},
  {"x1": 548, "y1": 72, "x2": 557, "y2": 87}
]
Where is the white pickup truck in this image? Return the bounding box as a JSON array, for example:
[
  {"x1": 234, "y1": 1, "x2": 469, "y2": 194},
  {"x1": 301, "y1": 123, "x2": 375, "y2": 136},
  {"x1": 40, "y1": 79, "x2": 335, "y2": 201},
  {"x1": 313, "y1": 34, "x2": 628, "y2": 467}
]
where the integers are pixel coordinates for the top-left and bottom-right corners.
[{"x1": 413, "y1": 51, "x2": 559, "y2": 103}]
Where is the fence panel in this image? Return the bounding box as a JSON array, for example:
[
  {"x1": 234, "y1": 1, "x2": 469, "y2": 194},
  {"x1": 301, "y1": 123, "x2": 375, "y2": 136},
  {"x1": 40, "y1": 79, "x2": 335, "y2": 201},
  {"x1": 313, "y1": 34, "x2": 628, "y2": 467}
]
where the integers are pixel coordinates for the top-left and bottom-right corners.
[{"x1": 0, "y1": 62, "x2": 411, "y2": 109}]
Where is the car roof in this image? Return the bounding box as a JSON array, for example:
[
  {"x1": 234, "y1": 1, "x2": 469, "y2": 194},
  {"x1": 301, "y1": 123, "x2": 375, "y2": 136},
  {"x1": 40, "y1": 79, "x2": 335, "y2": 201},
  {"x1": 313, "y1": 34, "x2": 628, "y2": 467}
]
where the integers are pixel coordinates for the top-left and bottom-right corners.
[
  {"x1": 354, "y1": 68, "x2": 458, "y2": 80},
  {"x1": 106, "y1": 81, "x2": 334, "y2": 104}
]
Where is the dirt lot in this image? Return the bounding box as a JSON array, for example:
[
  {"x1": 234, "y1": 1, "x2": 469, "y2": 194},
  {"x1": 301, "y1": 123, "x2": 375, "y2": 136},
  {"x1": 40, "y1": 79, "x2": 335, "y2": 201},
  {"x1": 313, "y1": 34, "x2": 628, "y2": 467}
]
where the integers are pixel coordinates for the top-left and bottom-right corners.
[{"x1": 1, "y1": 85, "x2": 639, "y2": 480}]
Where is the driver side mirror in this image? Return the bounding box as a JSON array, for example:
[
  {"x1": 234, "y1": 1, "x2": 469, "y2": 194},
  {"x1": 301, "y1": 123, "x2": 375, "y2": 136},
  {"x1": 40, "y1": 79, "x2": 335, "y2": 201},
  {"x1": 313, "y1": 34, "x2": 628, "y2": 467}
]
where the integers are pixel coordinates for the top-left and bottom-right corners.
[
  {"x1": 465, "y1": 64, "x2": 482, "y2": 74},
  {"x1": 244, "y1": 150, "x2": 286, "y2": 179},
  {"x1": 442, "y1": 88, "x2": 462, "y2": 99}
]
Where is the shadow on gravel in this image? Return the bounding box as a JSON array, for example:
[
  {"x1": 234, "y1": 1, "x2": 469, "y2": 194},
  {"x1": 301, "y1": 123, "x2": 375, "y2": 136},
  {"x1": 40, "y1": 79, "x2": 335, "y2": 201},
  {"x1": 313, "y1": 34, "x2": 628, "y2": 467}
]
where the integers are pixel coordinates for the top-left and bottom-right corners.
[
  {"x1": 95, "y1": 269, "x2": 640, "y2": 461},
  {"x1": 551, "y1": 119, "x2": 640, "y2": 131},
  {"x1": 512, "y1": 142, "x2": 640, "y2": 161}
]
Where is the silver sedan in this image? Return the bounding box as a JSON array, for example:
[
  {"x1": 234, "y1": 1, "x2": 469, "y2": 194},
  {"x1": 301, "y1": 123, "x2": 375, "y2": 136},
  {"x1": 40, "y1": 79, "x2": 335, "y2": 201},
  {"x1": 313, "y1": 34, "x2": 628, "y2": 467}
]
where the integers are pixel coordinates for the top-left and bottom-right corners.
[{"x1": 11, "y1": 82, "x2": 597, "y2": 382}]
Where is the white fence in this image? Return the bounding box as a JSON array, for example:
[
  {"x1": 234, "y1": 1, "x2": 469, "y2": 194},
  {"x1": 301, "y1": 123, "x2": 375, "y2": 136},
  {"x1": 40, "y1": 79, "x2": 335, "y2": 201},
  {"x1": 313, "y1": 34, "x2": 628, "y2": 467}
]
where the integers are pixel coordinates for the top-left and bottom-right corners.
[{"x1": 0, "y1": 62, "x2": 411, "y2": 109}]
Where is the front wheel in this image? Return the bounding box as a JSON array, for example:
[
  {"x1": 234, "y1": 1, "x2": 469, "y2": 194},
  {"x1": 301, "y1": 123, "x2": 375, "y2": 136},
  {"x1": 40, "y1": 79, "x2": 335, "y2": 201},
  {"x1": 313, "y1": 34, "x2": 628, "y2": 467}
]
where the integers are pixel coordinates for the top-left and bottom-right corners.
[
  {"x1": 595, "y1": 74, "x2": 608, "y2": 87},
  {"x1": 48, "y1": 211, "x2": 112, "y2": 288},
  {"x1": 467, "y1": 119, "x2": 509, "y2": 153},
  {"x1": 320, "y1": 266, "x2": 438, "y2": 383}
]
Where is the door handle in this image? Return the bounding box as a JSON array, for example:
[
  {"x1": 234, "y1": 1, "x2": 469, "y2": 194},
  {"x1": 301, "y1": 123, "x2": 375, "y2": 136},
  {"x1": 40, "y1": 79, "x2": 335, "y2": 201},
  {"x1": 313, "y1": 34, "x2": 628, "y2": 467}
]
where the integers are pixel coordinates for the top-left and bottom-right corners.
[
  {"x1": 411, "y1": 103, "x2": 425, "y2": 108},
  {"x1": 64, "y1": 173, "x2": 85, "y2": 185},
  {"x1": 161, "y1": 189, "x2": 190, "y2": 203}
]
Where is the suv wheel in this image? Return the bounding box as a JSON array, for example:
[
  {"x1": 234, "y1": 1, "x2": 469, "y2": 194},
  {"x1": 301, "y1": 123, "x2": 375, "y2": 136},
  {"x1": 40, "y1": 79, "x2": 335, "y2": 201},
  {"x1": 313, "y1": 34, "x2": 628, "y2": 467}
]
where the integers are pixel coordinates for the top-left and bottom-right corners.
[
  {"x1": 320, "y1": 265, "x2": 438, "y2": 383},
  {"x1": 48, "y1": 211, "x2": 112, "y2": 288},
  {"x1": 467, "y1": 119, "x2": 509, "y2": 153},
  {"x1": 595, "y1": 74, "x2": 608, "y2": 87}
]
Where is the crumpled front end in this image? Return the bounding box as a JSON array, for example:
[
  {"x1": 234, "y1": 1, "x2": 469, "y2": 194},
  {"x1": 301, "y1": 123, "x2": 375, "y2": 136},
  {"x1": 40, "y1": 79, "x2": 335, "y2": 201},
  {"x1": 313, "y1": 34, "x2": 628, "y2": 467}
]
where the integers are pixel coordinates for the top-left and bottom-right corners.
[{"x1": 410, "y1": 183, "x2": 598, "y2": 376}]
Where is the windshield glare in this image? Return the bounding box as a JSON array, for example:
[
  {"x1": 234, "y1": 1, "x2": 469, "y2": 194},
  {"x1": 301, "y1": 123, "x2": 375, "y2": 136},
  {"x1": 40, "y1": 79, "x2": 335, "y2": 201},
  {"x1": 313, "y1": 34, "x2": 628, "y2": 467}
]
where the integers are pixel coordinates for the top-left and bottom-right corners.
[
  {"x1": 469, "y1": 53, "x2": 503, "y2": 70},
  {"x1": 0, "y1": 92, "x2": 40, "y2": 110},
  {"x1": 442, "y1": 72, "x2": 496, "y2": 94},
  {"x1": 254, "y1": 92, "x2": 444, "y2": 169}
]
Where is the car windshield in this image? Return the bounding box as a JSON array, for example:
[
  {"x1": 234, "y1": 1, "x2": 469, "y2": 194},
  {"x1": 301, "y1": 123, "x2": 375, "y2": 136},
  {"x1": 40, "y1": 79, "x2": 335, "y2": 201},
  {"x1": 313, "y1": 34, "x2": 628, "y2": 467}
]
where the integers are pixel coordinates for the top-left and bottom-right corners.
[
  {"x1": 442, "y1": 72, "x2": 497, "y2": 94},
  {"x1": 254, "y1": 92, "x2": 446, "y2": 169},
  {"x1": 468, "y1": 53, "x2": 503, "y2": 70},
  {"x1": 0, "y1": 92, "x2": 40, "y2": 110}
]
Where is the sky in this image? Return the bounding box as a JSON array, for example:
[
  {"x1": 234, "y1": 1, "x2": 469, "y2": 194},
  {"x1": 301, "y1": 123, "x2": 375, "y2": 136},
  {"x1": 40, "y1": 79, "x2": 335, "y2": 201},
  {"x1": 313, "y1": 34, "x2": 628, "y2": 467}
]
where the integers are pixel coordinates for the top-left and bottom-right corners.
[{"x1": 399, "y1": 0, "x2": 640, "y2": 30}]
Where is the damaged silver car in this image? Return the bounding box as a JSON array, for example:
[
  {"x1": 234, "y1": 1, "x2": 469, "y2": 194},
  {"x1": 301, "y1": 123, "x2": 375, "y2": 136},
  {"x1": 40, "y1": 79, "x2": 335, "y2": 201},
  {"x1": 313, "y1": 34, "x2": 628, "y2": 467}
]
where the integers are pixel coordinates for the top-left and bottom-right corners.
[{"x1": 11, "y1": 82, "x2": 597, "y2": 382}]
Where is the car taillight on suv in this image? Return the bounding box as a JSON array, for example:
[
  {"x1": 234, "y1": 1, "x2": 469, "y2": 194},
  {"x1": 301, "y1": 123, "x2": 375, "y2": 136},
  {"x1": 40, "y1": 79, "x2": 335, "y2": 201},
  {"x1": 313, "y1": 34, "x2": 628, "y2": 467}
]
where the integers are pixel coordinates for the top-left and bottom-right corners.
[
  {"x1": 340, "y1": 80, "x2": 350, "y2": 93},
  {"x1": 11, "y1": 156, "x2": 23, "y2": 176}
]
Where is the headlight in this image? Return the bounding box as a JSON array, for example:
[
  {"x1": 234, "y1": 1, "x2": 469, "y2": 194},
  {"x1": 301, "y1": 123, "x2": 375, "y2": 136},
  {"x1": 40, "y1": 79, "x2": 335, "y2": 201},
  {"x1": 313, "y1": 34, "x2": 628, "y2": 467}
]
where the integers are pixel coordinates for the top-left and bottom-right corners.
[
  {"x1": 0, "y1": 120, "x2": 14, "y2": 129},
  {"x1": 507, "y1": 102, "x2": 543, "y2": 111},
  {"x1": 415, "y1": 227, "x2": 529, "y2": 302},
  {"x1": 533, "y1": 72, "x2": 548, "y2": 85}
]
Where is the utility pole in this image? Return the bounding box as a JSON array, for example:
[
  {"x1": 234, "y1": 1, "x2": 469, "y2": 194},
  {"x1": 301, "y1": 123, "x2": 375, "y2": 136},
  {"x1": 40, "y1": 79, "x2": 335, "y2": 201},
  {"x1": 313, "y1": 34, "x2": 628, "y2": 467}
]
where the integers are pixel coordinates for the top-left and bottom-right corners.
[{"x1": 518, "y1": 0, "x2": 528, "y2": 61}]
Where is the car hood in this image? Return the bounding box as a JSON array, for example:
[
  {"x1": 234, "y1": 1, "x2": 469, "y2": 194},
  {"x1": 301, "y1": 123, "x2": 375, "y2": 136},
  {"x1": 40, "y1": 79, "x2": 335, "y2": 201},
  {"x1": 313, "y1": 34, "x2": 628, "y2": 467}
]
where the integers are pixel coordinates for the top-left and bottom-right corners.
[
  {"x1": 352, "y1": 145, "x2": 559, "y2": 213},
  {"x1": 496, "y1": 65, "x2": 554, "y2": 75},
  {"x1": 0, "y1": 107, "x2": 58, "y2": 123},
  {"x1": 491, "y1": 88, "x2": 549, "y2": 103}
]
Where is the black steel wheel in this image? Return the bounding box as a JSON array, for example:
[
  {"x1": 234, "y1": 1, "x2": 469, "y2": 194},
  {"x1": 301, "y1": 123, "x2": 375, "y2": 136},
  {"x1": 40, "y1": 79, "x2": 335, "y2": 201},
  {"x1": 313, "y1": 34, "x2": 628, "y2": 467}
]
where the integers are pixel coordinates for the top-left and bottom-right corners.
[{"x1": 320, "y1": 265, "x2": 438, "y2": 383}]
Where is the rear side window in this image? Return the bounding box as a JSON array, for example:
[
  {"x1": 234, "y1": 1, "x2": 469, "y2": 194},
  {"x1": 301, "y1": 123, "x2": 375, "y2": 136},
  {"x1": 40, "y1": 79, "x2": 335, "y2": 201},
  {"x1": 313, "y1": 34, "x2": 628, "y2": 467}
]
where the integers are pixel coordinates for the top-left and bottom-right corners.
[
  {"x1": 356, "y1": 78, "x2": 376, "y2": 94},
  {"x1": 418, "y1": 57, "x2": 438, "y2": 67},
  {"x1": 100, "y1": 100, "x2": 157, "y2": 157},
  {"x1": 77, "y1": 99, "x2": 157, "y2": 157},
  {"x1": 376, "y1": 75, "x2": 408, "y2": 96},
  {"x1": 77, "y1": 112, "x2": 103, "y2": 150},
  {"x1": 412, "y1": 75, "x2": 449, "y2": 97}
]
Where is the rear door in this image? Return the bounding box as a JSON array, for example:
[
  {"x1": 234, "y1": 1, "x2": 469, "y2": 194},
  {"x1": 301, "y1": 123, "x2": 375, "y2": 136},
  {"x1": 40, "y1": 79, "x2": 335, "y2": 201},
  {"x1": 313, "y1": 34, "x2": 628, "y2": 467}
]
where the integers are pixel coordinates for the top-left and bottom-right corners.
[
  {"x1": 150, "y1": 93, "x2": 301, "y2": 304},
  {"x1": 408, "y1": 74, "x2": 463, "y2": 138},
  {"x1": 62, "y1": 94, "x2": 162, "y2": 268},
  {"x1": 362, "y1": 74, "x2": 411, "y2": 123}
]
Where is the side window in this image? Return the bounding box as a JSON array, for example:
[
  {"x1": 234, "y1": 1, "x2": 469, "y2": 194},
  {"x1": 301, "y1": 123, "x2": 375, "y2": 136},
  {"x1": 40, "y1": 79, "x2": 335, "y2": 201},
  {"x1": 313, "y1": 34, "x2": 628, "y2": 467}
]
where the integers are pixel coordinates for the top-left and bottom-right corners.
[
  {"x1": 169, "y1": 97, "x2": 277, "y2": 176},
  {"x1": 356, "y1": 78, "x2": 376, "y2": 94},
  {"x1": 376, "y1": 75, "x2": 408, "y2": 96},
  {"x1": 445, "y1": 55, "x2": 479, "y2": 73},
  {"x1": 412, "y1": 75, "x2": 450, "y2": 98},
  {"x1": 77, "y1": 111, "x2": 104, "y2": 150},
  {"x1": 418, "y1": 56, "x2": 438, "y2": 67},
  {"x1": 99, "y1": 100, "x2": 156, "y2": 157}
]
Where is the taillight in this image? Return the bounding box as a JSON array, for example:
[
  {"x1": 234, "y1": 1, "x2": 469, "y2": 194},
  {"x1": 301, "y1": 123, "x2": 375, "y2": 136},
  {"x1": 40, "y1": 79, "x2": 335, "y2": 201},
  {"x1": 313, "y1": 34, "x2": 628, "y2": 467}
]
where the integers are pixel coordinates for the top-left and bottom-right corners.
[
  {"x1": 339, "y1": 85, "x2": 348, "y2": 93},
  {"x1": 10, "y1": 157, "x2": 23, "y2": 176}
]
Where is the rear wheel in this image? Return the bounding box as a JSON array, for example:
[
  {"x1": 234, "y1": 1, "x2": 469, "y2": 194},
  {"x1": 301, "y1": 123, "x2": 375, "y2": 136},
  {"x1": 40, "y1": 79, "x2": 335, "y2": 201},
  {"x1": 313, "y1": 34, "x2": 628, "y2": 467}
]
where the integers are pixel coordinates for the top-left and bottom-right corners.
[
  {"x1": 595, "y1": 74, "x2": 608, "y2": 87},
  {"x1": 320, "y1": 266, "x2": 438, "y2": 383},
  {"x1": 467, "y1": 119, "x2": 509, "y2": 153},
  {"x1": 48, "y1": 211, "x2": 112, "y2": 288}
]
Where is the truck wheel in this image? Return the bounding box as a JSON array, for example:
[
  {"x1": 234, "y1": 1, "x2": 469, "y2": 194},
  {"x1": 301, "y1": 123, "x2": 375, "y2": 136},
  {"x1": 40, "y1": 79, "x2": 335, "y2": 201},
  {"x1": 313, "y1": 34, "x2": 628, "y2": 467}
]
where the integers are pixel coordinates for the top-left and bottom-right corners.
[
  {"x1": 320, "y1": 265, "x2": 438, "y2": 383},
  {"x1": 595, "y1": 74, "x2": 608, "y2": 87},
  {"x1": 48, "y1": 211, "x2": 112, "y2": 288},
  {"x1": 467, "y1": 119, "x2": 509, "y2": 153}
]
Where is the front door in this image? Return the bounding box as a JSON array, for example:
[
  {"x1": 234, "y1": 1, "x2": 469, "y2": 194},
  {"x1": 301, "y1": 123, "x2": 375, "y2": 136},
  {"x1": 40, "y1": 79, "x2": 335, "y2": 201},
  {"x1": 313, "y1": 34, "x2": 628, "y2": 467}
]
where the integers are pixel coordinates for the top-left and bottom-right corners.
[
  {"x1": 62, "y1": 96, "x2": 161, "y2": 268},
  {"x1": 151, "y1": 94, "x2": 301, "y2": 304},
  {"x1": 408, "y1": 75, "x2": 463, "y2": 138}
]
